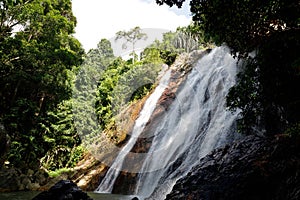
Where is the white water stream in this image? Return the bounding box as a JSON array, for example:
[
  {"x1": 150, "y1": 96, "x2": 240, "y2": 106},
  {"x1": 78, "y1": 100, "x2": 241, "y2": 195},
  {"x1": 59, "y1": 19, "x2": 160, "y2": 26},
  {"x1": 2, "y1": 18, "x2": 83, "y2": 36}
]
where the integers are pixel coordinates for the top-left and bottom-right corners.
[
  {"x1": 97, "y1": 46, "x2": 240, "y2": 199},
  {"x1": 96, "y1": 69, "x2": 171, "y2": 193}
]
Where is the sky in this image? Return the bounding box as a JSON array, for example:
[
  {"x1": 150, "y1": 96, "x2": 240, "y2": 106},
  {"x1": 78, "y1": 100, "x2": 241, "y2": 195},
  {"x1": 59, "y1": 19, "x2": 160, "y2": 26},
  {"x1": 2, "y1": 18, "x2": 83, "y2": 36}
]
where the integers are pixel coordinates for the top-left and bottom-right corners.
[{"x1": 72, "y1": 0, "x2": 192, "y2": 52}]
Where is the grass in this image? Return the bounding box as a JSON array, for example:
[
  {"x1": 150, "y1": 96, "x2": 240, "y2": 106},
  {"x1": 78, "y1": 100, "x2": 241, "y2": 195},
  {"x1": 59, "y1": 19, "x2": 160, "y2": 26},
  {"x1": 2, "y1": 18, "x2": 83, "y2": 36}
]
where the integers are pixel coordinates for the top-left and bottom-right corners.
[{"x1": 48, "y1": 168, "x2": 73, "y2": 178}]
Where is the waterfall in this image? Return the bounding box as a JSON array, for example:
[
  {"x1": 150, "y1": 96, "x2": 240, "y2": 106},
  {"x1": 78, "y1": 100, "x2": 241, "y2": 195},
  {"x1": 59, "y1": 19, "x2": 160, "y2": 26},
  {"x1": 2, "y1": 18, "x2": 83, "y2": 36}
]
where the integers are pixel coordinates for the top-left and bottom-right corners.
[
  {"x1": 96, "y1": 46, "x2": 240, "y2": 199},
  {"x1": 134, "y1": 46, "x2": 240, "y2": 199},
  {"x1": 96, "y1": 69, "x2": 171, "y2": 193}
]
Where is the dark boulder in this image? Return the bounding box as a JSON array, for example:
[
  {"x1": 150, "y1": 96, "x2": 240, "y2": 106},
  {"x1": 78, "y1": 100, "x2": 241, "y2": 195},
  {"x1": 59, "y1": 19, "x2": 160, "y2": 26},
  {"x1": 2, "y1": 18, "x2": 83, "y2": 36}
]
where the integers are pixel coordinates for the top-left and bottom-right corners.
[
  {"x1": 32, "y1": 180, "x2": 93, "y2": 200},
  {"x1": 166, "y1": 135, "x2": 300, "y2": 200}
]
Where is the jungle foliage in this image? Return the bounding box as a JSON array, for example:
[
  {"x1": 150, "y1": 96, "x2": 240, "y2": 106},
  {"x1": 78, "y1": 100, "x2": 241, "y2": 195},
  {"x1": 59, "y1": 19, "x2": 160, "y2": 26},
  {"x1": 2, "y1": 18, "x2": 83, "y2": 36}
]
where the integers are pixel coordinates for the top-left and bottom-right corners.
[
  {"x1": 0, "y1": 0, "x2": 84, "y2": 170},
  {"x1": 0, "y1": 0, "x2": 212, "y2": 173}
]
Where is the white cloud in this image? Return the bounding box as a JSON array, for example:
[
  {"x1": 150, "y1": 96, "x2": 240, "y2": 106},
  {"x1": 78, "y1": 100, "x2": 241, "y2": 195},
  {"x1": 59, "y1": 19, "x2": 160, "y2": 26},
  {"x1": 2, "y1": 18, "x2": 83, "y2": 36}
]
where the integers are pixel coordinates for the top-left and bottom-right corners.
[{"x1": 72, "y1": 0, "x2": 191, "y2": 51}]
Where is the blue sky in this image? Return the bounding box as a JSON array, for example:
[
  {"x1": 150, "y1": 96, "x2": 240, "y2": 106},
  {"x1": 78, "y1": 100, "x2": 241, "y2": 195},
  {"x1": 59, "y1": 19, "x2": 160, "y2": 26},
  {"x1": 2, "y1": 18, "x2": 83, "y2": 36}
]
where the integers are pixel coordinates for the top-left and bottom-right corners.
[{"x1": 72, "y1": 0, "x2": 192, "y2": 51}]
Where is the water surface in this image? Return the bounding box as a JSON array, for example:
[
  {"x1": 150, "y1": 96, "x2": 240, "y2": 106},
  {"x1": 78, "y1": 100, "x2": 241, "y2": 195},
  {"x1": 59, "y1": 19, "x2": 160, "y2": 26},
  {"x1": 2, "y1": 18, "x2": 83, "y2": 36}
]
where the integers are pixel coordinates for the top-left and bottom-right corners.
[{"x1": 0, "y1": 191, "x2": 136, "y2": 200}]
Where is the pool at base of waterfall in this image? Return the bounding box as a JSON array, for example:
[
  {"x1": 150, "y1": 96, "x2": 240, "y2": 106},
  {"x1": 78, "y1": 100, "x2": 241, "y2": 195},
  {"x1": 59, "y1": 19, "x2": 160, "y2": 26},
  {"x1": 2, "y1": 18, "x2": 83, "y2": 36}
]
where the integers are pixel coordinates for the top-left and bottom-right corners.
[
  {"x1": 0, "y1": 191, "x2": 137, "y2": 200},
  {"x1": 89, "y1": 193, "x2": 137, "y2": 200}
]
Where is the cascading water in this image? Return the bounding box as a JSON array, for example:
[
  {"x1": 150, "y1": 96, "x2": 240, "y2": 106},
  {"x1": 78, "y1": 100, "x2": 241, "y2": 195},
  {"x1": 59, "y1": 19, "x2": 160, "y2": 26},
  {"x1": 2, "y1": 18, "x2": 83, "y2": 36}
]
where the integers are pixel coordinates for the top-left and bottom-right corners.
[
  {"x1": 96, "y1": 46, "x2": 240, "y2": 199},
  {"x1": 134, "y1": 46, "x2": 240, "y2": 200},
  {"x1": 96, "y1": 69, "x2": 171, "y2": 193}
]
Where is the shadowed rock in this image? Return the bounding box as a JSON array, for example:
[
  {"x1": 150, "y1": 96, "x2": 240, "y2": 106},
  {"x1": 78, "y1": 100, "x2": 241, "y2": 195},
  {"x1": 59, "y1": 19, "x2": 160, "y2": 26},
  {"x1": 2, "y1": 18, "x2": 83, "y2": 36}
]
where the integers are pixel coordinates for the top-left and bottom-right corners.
[
  {"x1": 32, "y1": 180, "x2": 93, "y2": 200},
  {"x1": 166, "y1": 135, "x2": 300, "y2": 200}
]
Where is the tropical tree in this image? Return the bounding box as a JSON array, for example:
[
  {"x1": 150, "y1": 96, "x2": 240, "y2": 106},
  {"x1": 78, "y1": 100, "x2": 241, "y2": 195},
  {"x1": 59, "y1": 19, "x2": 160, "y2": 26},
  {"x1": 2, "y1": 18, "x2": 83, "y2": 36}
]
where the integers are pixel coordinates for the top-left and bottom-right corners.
[
  {"x1": 0, "y1": 0, "x2": 84, "y2": 169},
  {"x1": 148, "y1": 23, "x2": 212, "y2": 65},
  {"x1": 115, "y1": 26, "x2": 148, "y2": 63},
  {"x1": 72, "y1": 39, "x2": 115, "y2": 154},
  {"x1": 86, "y1": 38, "x2": 115, "y2": 68},
  {"x1": 174, "y1": 22, "x2": 212, "y2": 53}
]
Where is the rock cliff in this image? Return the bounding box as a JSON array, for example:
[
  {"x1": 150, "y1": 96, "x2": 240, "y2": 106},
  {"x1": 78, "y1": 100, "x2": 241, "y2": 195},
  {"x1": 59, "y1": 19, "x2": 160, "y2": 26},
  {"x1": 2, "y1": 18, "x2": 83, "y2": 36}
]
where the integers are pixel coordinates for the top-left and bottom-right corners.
[{"x1": 166, "y1": 135, "x2": 300, "y2": 200}]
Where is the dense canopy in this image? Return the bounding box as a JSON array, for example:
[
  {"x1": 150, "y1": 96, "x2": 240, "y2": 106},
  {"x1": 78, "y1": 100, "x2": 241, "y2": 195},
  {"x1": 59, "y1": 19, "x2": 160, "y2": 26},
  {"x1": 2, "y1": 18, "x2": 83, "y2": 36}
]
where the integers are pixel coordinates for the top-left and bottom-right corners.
[{"x1": 0, "y1": 0, "x2": 84, "y2": 169}]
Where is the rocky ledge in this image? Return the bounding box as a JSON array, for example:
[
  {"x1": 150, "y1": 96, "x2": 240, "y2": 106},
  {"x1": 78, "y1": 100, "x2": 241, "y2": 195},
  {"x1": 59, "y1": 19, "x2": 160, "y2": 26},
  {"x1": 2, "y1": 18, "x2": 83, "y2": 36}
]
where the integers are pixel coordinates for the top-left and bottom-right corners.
[
  {"x1": 0, "y1": 168, "x2": 48, "y2": 191},
  {"x1": 166, "y1": 135, "x2": 300, "y2": 200}
]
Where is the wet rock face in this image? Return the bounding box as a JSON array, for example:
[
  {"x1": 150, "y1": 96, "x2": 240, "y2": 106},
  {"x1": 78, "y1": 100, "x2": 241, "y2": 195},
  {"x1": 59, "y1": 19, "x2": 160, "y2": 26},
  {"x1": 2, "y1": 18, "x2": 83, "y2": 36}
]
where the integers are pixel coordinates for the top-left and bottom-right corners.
[
  {"x1": 166, "y1": 135, "x2": 300, "y2": 200},
  {"x1": 32, "y1": 180, "x2": 93, "y2": 200}
]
